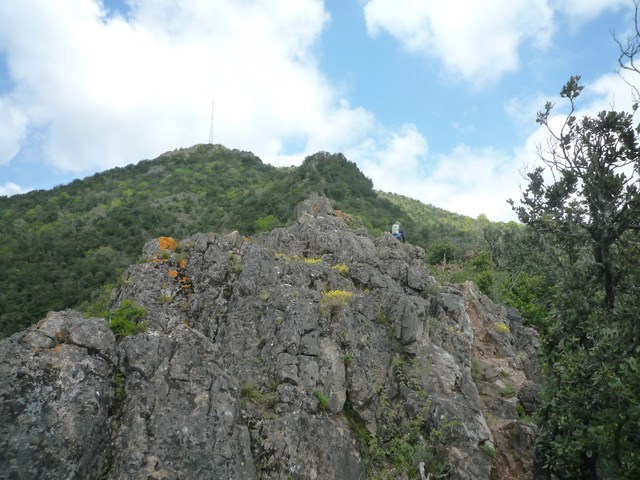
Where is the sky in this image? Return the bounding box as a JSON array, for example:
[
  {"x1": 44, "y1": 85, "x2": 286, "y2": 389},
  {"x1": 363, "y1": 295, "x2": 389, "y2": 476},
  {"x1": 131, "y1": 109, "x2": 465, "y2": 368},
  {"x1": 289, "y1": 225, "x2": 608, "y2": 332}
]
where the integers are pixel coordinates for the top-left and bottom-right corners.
[{"x1": 0, "y1": 0, "x2": 638, "y2": 221}]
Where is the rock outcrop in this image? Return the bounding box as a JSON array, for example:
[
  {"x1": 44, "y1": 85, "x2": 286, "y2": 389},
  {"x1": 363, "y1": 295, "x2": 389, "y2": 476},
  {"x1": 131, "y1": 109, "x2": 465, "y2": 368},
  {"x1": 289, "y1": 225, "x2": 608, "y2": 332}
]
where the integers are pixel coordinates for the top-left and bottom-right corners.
[{"x1": 0, "y1": 195, "x2": 540, "y2": 479}]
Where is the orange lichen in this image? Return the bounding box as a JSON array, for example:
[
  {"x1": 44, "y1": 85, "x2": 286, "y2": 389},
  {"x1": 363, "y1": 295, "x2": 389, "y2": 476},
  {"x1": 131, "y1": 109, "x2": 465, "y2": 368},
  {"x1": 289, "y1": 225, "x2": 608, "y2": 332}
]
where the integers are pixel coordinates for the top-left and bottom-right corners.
[
  {"x1": 158, "y1": 236, "x2": 177, "y2": 252},
  {"x1": 167, "y1": 270, "x2": 179, "y2": 278},
  {"x1": 179, "y1": 258, "x2": 187, "y2": 269},
  {"x1": 335, "y1": 210, "x2": 352, "y2": 221}
]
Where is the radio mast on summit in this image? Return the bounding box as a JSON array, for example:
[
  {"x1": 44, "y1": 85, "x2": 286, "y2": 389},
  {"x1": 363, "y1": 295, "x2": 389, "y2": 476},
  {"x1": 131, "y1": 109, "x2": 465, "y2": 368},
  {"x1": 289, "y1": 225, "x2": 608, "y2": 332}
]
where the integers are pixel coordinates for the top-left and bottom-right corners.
[{"x1": 208, "y1": 101, "x2": 214, "y2": 144}]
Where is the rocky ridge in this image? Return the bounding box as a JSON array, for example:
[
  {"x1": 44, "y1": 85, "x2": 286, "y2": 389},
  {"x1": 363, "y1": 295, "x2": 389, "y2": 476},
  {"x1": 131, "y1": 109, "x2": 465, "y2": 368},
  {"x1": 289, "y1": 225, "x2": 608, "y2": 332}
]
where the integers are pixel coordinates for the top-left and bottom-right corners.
[{"x1": 0, "y1": 195, "x2": 540, "y2": 479}]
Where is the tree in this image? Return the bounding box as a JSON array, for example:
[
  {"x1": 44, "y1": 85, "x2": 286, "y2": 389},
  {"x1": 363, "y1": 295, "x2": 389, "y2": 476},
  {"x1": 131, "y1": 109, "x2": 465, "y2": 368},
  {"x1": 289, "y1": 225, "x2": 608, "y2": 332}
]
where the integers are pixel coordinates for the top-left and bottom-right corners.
[
  {"x1": 511, "y1": 76, "x2": 640, "y2": 478},
  {"x1": 511, "y1": 75, "x2": 640, "y2": 311},
  {"x1": 617, "y1": 0, "x2": 640, "y2": 101}
]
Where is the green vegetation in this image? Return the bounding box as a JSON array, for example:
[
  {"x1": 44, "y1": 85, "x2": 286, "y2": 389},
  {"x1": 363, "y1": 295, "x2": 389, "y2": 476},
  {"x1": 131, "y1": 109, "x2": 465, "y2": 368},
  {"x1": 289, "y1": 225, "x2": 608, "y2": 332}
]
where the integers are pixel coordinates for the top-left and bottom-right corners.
[
  {"x1": 2, "y1": 145, "x2": 531, "y2": 339},
  {"x1": 500, "y1": 384, "x2": 516, "y2": 399},
  {"x1": 106, "y1": 300, "x2": 148, "y2": 337},
  {"x1": 314, "y1": 390, "x2": 329, "y2": 411},
  {"x1": 483, "y1": 443, "x2": 497, "y2": 459},
  {"x1": 470, "y1": 358, "x2": 483, "y2": 383},
  {"x1": 240, "y1": 383, "x2": 277, "y2": 410},
  {"x1": 228, "y1": 253, "x2": 243, "y2": 274},
  {"x1": 512, "y1": 73, "x2": 640, "y2": 478},
  {"x1": 346, "y1": 392, "x2": 450, "y2": 478},
  {"x1": 300, "y1": 256, "x2": 322, "y2": 265},
  {"x1": 493, "y1": 321, "x2": 510, "y2": 334}
]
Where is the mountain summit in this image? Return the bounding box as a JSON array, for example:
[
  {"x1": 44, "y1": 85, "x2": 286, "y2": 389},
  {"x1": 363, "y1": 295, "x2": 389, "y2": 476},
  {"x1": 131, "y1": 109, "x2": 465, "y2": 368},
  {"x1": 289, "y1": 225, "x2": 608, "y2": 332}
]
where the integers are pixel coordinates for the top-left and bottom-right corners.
[{"x1": 0, "y1": 195, "x2": 540, "y2": 479}]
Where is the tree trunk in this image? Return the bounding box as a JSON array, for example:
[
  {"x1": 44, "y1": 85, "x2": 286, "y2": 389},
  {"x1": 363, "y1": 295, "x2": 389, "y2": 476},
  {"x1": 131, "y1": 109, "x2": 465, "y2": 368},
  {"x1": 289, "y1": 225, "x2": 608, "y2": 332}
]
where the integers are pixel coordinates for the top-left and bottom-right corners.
[
  {"x1": 579, "y1": 451, "x2": 599, "y2": 480},
  {"x1": 594, "y1": 243, "x2": 615, "y2": 310}
]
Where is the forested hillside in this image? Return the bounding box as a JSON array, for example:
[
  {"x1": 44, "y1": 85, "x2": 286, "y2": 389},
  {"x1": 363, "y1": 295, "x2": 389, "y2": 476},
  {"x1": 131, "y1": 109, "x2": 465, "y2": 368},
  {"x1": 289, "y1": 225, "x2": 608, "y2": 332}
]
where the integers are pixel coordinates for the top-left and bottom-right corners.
[{"x1": 0, "y1": 145, "x2": 491, "y2": 338}]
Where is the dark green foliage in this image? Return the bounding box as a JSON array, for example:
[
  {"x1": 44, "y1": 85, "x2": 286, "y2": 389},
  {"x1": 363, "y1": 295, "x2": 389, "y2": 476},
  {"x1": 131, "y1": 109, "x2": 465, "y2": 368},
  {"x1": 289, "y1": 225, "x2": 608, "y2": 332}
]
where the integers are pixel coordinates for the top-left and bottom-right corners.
[
  {"x1": 498, "y1": 272, "x2": 552, "y2": 332},
  {"x1": 472, "y1": 269, "x2": 495, "y2": 296},
  {"x1": 497, "y1": 273, "x2": 550, "y2": 330},
  {"x1": 377, "y1": 393, "x2": 449, "y2": 478},
  {"x1": 107, "y1": 300, "x2": 148, "y2": 337},
  {"x1": 513, "y1": 76, "x2": 640, "y2": 478},
  {"x1": 426, "y1": 242, "x2": 459, "y2": 264},
  {"x1": 469, "y1": 250, "x2": 493, "y2": 271},
  {"x1": 0, "y1": 145, "x2": 492, "y2": 337},
  {"x1": 537, "y1": 300, "x2": 640, "y2": 479},
  {"x1": 80, "y1": 283, "x2": 115, "y2": 320},
  {"x1": 514, "y1": 76, "x2": 639, "y2": 311},
  {"x1": 253, "y1": 214, "x2": 282, "y2": 233}
]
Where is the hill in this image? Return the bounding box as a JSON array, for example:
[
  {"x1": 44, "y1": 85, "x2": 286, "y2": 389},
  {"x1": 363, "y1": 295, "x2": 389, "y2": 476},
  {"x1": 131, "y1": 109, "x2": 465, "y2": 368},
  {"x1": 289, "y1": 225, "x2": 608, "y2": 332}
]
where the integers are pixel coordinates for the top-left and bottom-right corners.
[{"x1": 0, "y1": 144, "x2": 488, "y2": 337}]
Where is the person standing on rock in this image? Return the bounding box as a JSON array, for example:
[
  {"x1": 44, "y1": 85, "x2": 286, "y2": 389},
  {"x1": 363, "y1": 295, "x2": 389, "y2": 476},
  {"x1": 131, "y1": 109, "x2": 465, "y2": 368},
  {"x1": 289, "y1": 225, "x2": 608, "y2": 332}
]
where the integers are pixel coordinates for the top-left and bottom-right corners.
[{"x1": 391, "y1": 221, "x2": 405, "y2": 243}]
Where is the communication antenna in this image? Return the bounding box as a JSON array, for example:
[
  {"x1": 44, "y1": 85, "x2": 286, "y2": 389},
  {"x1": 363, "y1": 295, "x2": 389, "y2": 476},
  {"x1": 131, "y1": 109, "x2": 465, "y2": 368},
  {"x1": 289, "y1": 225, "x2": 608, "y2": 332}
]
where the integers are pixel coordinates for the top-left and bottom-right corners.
[{"x1": 208, "y1": 101, "x2": 215, "y2": 144}]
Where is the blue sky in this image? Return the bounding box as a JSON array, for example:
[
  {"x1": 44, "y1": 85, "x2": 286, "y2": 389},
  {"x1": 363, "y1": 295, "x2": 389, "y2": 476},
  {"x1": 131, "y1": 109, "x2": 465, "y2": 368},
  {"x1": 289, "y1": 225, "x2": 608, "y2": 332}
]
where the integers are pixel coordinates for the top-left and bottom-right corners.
[{"x1": 0, "y1": 0, "x2": 637, "y2": 220}]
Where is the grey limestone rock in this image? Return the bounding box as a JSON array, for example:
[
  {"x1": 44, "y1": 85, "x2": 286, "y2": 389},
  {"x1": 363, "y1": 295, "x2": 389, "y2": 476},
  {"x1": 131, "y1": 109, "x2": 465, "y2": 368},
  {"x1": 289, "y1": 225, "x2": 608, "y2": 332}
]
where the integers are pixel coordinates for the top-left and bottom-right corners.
[
  {"x1": 0, "y1": 195, "x2": 541, "y2": 480},
  {"x1": 0, "y1": 310, "x2": 116, "y2": 480}
]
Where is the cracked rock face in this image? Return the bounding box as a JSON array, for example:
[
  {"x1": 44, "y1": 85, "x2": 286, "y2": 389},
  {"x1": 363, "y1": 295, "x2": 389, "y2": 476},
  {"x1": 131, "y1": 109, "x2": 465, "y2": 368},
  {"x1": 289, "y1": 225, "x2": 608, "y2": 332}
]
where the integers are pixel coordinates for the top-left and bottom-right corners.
[
  {"x1": 0, "y1": 195, "x2": 541, "y2": 479},
  {"x1": 0, "y1": 311, "x2": 116, "y2": 479}
]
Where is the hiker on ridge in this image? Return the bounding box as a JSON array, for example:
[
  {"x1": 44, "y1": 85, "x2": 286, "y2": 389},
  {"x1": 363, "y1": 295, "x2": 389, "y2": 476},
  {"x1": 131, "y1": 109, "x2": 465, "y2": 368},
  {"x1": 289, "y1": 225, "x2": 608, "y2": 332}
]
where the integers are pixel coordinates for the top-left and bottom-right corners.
[{"x1": 391, "y1": 221, "x2": 405, "y2": 243}]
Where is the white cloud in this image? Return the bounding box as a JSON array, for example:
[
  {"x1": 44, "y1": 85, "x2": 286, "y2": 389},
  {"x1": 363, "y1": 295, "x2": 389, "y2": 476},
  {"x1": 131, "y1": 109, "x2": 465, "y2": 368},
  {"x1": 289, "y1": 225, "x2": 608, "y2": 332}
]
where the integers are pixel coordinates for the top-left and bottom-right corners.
[
  {"x1": 363, "y1": 0, "x2": 554, "y2": 85},
  {"x1": 504, "y1": 92, "x2": 550, "y2": 130},
  {"x1": 0, "y1": 0, "x2": 380, "y2": 174},
  {"x1": 349, "y1": 123, "x2": 428, "y2": 183},
  {"x1": 346, "y1": 124, "x2": 521, "y2": 221},
  {"x1": 423, "y1": 145, "x2": 522, "y2": 220},
  {"x1": 587, "y1": 70, "x2": 636, "y2": 112},
  {"x1": 555, "y1": 0, "x2": 629, "y2": 27},
  {"x1": 0, "y1": 97, "x2": 27, "y2": 165},
  {"x1": 0, "y1": 181, "x2": 30, "y2": 197}
]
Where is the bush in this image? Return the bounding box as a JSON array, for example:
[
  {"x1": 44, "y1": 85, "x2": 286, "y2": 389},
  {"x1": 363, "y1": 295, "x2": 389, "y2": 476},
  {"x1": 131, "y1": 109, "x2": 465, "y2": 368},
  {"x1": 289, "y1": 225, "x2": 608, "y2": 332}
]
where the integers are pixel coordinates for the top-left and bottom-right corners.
[
  {"x1": 254, "y1": 214, "x2": 282, "y2": 233},
  {"x1": 469, "y1": 250, "x2": 494, "y2": 271},
  {"x1": 473, "y1": 269, "x2": 495, "y2": 296},
  {"x1": 108, "y1": 300, "x2": 148, "y2": 337},
  {"x1": 314, "y1": 390, "x2": 329, "y2": 411},
  {"x1": 320, "y1": 289, "x2": 353, "y2": 316},
  {"x1": 427, "y1": 243, "x2": 459, "y2": 265}
]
